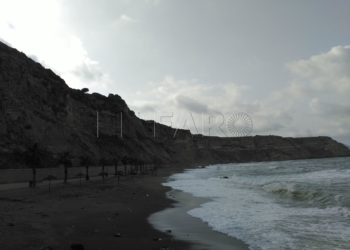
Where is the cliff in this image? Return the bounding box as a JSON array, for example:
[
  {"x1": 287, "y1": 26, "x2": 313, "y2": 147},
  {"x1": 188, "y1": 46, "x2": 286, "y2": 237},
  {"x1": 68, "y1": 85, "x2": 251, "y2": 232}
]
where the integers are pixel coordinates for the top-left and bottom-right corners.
[{"x1": 1, "y1": 41, "x2": 349, "y2": 169}]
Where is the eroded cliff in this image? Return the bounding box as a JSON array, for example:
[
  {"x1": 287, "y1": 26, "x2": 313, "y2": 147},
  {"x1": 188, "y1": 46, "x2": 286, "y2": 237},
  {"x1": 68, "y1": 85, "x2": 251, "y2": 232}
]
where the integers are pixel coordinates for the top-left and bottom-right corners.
[{"x1": 0, "y1": 41, "x2": 349, "y2": 168}]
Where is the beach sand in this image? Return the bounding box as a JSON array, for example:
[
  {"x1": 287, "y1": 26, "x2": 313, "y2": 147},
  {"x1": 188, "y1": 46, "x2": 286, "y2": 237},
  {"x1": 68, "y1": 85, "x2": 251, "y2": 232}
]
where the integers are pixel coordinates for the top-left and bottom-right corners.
[
  {"x1": 0, "y1": 166, "x2": 248, "y2": 250},
  {"x1": 150, "y1": 190, "x2": 249, "y2": 250}
]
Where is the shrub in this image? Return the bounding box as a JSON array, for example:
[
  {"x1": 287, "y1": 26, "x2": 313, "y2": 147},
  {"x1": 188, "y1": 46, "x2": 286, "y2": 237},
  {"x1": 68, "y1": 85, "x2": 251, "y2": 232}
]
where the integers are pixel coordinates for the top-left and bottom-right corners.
[{"x1": 81, "y1": 88, "x2": 89, "y2": 93}]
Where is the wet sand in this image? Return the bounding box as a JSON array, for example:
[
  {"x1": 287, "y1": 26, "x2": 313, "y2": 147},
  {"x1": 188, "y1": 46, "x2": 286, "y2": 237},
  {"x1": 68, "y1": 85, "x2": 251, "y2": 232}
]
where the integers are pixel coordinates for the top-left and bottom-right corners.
[
  {"x1": 0, "y1": 165, "x2": 248, "y2": 250},
  {"x1": 149, "y1": 189, "x2": 249, "y2": 250}
]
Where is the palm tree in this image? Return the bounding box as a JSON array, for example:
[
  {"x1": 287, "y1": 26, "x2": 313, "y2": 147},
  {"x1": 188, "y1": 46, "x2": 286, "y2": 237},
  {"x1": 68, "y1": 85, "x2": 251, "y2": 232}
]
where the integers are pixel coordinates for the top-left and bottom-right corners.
[
  {"x1": 114, "y1": 157, "x2": 124, "y2": 186},
  {"x1": 99, "y1": 158, "x2": 108, "y2": 182},
  {"x1": 43, "y1": 175, "x2": 57, "y2": 192},
  {"x1": 128, "y1": 157, "x2": 134, "y2": 173},
  {"x1": 122, "y1": 156, "x2": 128, "y2": 176},
  {"x1": 133, "y1": 158, "x2": 139, "y2": 173},
  {"x1": 136, "y1": 159, "x2": 144, "y2": 174},
  {"x1": 25, "y1": 143, "x2": 40, "y2": 187},
  {"x1": 152, "y1": 158, "x2": 161, "y2": 176},
  {"x1": 75, "y1": 173, "x2": 85, "y2": 187},
  {"x1": 141, "y1": 159, "x2": 145, "y2": 173},
  {"x1": 58, "y1": 151, "x2": 73, "y2": 184},
  {"x1": 113, "y1": 157, "x2": 119, "y2": 176},
  {"x1": 80, "y1": 155, "x2": 91, "y2": 180}
]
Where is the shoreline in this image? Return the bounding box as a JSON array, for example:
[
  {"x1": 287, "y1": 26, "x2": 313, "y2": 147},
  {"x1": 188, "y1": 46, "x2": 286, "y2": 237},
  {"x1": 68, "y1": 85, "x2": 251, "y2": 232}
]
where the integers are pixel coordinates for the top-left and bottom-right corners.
[
  {"x1": 149, "y1": 189, "x2": 250, "y2": 250},
  {"x1": 0, "y1": 166, "x2": 193, "y2": 250},
  {"x1": 0, "y1": 164, "x2": 246, "y2": 250},
  {"x1": 0, "y1": 164, "x2": 249, "y2": 250}
]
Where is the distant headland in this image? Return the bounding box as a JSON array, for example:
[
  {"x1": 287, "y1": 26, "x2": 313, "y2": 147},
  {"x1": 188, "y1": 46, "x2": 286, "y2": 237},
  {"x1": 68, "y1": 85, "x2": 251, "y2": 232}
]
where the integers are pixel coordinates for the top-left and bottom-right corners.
[{"x1": 1, "y1": 41, "x2": 349, "y2": 169}]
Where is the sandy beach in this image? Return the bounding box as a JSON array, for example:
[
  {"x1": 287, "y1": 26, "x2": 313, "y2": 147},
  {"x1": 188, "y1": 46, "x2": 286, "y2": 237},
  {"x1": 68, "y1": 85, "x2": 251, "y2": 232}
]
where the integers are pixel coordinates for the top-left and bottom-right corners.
[
  {"x1": 0, "y1": 165, "x2": 247, "y2": 250},
  {"x1": 150, "y1": 189, "x2": 249, "y2": 250}
]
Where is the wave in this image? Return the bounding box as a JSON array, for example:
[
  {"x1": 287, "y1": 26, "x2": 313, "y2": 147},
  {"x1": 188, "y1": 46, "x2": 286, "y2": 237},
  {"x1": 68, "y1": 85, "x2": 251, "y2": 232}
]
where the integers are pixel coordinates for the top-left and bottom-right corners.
[
  {"x1": 262, "y1": 182, "x2": 350, "y2": 217},
  {"x1": 163, "y1": 157, "x2": 350, "y2": 249}
]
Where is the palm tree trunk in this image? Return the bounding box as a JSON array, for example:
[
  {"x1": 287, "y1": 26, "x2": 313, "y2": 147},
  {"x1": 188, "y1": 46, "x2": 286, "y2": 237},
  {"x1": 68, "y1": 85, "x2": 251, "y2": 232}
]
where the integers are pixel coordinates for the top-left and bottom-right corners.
[
  {"x1": 64, "y1": 167, "x2": 68, "y2": 183},
  {"x1": 86, "y1": 166, "x2": 89, "y2": 180},
  {"x1": 32, "y1": 167, "x2": 36, "y2": 187},
  {"x1": 102, "y1": 165, "x2": 105, "y2": 182}
]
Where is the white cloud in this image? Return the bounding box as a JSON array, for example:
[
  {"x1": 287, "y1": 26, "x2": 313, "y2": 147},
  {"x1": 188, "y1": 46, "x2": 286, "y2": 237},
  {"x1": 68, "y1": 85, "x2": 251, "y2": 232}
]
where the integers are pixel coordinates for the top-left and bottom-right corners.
[
  {"x1": 129, "y1": 76, "x2": 280, "y2": 136},
  {"x1": 128, "y1": 75, "x2": 301, "y2": 136},
  {"x1": 173, "y1": 94, "x2": 210, "y2": 114},
  {"x1": 131, "y1": 75, "x2": 249, "y2": 114},
  {"x1": 247, "y1": 101, "x2": 293, "y2": 135},
  {"x1": 7, "y1": 22, "x2": 14, "y2": 29},
  {"x1": 120, "y1": 15, "x2": 137, "y2": 23},
  {"x1": 110, "y1": 14, "x2": 138, "y2": 29},
  {"x1": 144, "y1": 0, "x2": 162, "y2": 5},
  {"x1": 265, "y1": 45, "x2": 350, "y2": 141},
  {"x1": 308, "y1": 99, "x2": 350, "y2": 138},
  {"x1": 285, "y1": 45, "x2": 350, "y2": 96},
  {"x1": 272, "y1": 45, "x2": 350, "y2": 100},
  {"x1": 309, "y1": 98, "x2": 350, "y2": 120},
  {"x1": 253, "y1": 121, "x2": 285, "y2": 134},
  {"x1": 0, "y1": 0, "x2": 112, "y2": 91}
]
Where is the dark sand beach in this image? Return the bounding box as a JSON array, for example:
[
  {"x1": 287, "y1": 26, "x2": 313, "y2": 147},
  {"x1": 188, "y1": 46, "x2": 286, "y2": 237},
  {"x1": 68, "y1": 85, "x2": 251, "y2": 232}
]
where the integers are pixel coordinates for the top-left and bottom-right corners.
[
  {"x1": 0, "y1": 165, "x2": 248, "y2": 250},
  {"x1": 150, "y1": 189, "x2": 249, "y2": 250}
]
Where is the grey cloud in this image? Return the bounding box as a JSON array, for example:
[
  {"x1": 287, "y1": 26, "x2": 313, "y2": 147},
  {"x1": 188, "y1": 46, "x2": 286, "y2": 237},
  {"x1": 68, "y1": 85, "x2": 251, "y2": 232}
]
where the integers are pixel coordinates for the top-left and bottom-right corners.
[
  {"x1": 292, "y1": 129, "x2": 313, "y2": 138},
  {"x1": 7, "y1": 22, "x2": 15, "y2": 29},
  {"x1": 308, "y1": 99, "x2": 350, "y2": 139},
  {"x1": 73, "y1": 62, "x2": 104, "y2": 82},
  {"x1": 309, "y1": 99, "x2": 350, "y2": 118},
  {"x1": 144, "y1": 0, "x2": 162, "y2": 4},
  {"x1": 29, "y1": 55, "x2": 39, "y2": 62},
  {"x1": 255, "y1": 109, "x2": 293, "y2": 125},
  {"x1": 133, "y1": 104, "x2": 157, "y2": 113},
  {"x1": 174, "y1": 94, "x2": 210, "y2": 114},
  {"x1": 253, "y1": 122, "x2": 285, "y2": 134},
  {"x1": 236, "y1": 103, "x2": 261, "y2": 115},
  {"x1": 333, "y1": 135, "x2": 350, "y2": 148}
]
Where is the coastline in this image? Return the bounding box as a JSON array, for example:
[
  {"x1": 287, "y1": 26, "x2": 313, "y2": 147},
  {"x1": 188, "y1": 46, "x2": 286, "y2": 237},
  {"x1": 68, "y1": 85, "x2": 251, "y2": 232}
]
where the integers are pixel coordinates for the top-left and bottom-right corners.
[
  {"x1": 0, "y1": 164, "x2": 247, "y2": 250},
  {"x1": 0, "y1": 166, "x2": 192, "y2": 250},
  {"x1": 149, "y1": 189, "x2": 249, "y2": 250}
]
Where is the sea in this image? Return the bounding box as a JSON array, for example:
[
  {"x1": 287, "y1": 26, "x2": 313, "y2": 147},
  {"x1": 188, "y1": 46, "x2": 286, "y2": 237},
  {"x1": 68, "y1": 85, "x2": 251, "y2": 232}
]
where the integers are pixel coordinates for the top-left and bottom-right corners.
[{"x1": 163, "y1": 157, "x2": 350, "y2": 250}]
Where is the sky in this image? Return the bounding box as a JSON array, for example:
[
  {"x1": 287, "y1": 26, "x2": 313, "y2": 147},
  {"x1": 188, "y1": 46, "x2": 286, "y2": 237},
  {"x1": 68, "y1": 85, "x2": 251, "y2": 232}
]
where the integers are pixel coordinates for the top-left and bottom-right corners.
[{"x1": 1, "y1": 0, "x2": 350, "y2": 145}]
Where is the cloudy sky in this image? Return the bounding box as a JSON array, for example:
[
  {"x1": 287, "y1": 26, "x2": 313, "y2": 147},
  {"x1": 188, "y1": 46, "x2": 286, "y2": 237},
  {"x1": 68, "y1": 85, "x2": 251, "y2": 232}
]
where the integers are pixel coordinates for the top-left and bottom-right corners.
[{"x1": 1, "y1": 0, "x2": 350, "y2": 145}]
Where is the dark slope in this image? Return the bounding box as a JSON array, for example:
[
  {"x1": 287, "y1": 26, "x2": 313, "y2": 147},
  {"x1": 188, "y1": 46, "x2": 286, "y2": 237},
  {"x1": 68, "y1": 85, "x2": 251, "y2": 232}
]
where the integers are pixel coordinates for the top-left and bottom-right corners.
[{"x1": 1, "y1": 41, "x2": 349, "y2": 168}]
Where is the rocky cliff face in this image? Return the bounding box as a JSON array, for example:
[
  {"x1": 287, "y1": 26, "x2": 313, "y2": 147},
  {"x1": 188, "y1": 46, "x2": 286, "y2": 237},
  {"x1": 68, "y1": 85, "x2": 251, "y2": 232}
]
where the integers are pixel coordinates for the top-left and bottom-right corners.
[{"x1": 1, "y1": 41, "x2": 349, "y2": 169}]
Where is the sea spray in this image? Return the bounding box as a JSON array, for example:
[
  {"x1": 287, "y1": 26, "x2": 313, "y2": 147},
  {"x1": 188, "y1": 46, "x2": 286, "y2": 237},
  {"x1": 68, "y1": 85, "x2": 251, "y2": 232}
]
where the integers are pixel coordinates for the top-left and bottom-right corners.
[{"x1": 163, "y1": 157, "x2": 350, "y2": 250}]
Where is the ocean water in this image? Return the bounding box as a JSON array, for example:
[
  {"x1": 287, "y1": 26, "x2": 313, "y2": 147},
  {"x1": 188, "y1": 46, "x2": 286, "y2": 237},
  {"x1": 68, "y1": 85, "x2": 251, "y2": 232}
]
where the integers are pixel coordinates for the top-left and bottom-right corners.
[{"x1": 163, "y1": 157, "x2": 350, "y2": 250}]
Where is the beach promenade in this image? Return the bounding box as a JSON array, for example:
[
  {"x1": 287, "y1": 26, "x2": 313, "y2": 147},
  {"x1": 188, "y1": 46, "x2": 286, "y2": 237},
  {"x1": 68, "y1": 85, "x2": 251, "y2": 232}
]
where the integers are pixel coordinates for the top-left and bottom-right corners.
[
  {"x1": 0, "y1": 164, "x2": 251, "y2": 250},
  {"x1": 0, "y1": 166, "x2": 193, "y2": 250}
]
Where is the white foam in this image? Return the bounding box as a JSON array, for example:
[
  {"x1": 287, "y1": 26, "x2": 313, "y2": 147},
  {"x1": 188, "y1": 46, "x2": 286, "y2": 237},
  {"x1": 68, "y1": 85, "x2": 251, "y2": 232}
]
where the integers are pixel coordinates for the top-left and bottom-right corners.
[{"x1": 164, "y1": 158, "x2": 350, "y2": 250}]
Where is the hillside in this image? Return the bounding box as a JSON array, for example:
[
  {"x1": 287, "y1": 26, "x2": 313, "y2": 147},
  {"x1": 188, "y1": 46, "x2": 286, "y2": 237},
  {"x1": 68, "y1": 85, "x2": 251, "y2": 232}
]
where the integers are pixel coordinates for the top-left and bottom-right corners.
[{"x1": 1, "y1": 41, "x2": 349, "y2": 169}]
